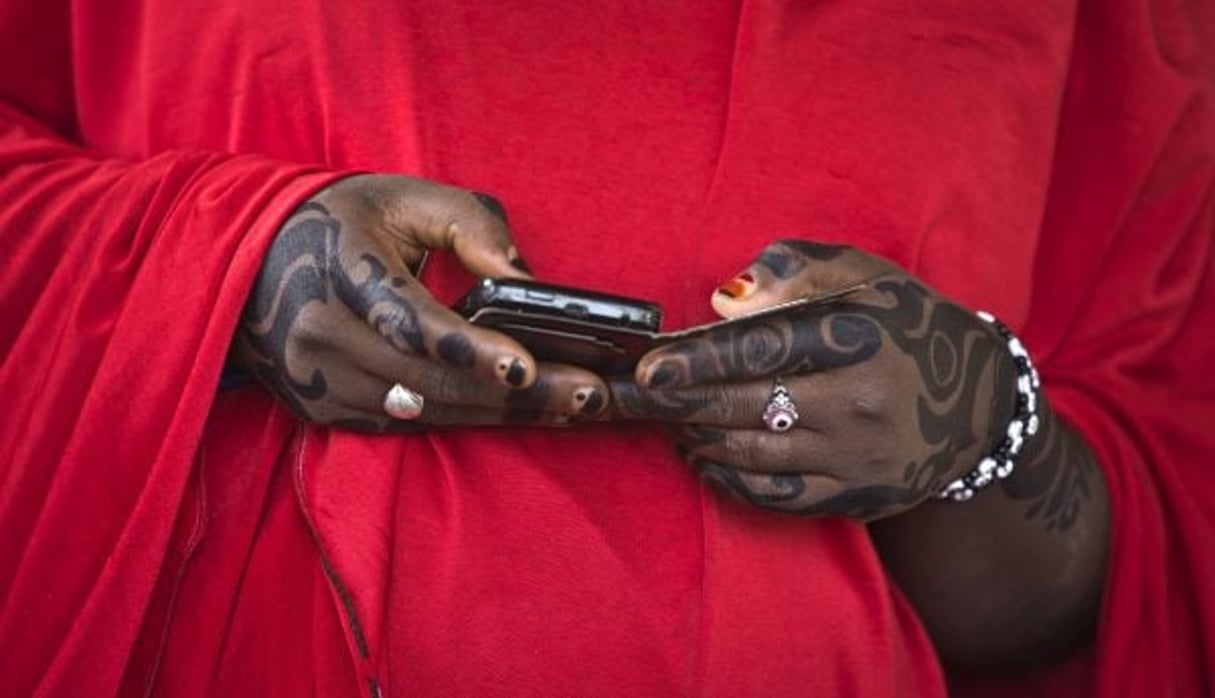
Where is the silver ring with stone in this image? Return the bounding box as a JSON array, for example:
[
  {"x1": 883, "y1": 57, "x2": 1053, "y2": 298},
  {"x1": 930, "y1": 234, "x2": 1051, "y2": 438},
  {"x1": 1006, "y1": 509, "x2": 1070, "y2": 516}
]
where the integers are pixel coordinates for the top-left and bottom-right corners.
[
  {"x1": 383, "y1": 383, "x2": 425, "y2": 420},
  {"x1": 762, "y1": 377, "x2": 800, "y2": 433}
]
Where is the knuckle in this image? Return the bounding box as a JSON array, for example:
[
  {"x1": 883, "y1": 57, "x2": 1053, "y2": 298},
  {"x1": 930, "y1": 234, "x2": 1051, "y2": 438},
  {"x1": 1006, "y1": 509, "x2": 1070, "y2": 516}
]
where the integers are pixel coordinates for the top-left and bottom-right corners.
[
  {"x1": 767, "y1": 434, "x2": 799, "y2": 470},
  {"x1": 705, "y1": 384, "x2": 745, "y2": 423},
  {"x1": 290, "y1": 319, "x2": 329, "y2": 353},
  {"x1": 416, "y1": 367, "x2": 462, "y2": 404},
  {"x1": 722, "y1": 433, "x2": 757, "y2": 467},
  {"x1": 846, "y1": 373, "x2": 894, "y2": 422}
]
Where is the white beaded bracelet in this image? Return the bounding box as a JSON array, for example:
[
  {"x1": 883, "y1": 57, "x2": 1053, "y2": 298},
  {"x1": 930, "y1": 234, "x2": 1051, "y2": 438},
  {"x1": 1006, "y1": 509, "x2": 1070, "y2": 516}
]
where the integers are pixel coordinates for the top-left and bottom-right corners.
[{"x1": 937, "y1": 311, "x2": 1041, "y2": 502}]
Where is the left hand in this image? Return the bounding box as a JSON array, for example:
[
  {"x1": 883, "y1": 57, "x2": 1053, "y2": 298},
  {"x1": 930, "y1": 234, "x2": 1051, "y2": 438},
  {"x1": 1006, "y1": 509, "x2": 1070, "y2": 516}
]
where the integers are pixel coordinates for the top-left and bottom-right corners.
[{"x1": 609, "y1": 240, "x2": 1017, "y2": 521}]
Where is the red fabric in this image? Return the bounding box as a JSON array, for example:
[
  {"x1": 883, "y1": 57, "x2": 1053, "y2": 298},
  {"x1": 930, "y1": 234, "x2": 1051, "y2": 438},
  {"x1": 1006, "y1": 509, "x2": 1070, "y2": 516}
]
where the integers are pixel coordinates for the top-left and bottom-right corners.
[{"x1": 0, "y1": 1, "x2": 1211, "y2": 697}]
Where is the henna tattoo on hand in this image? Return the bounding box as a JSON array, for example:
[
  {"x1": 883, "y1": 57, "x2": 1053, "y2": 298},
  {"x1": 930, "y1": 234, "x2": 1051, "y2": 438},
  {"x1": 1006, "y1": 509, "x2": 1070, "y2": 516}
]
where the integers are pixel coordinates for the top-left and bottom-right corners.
[
  {"x1": 755, "y1": 240, "x2": 847, "y2": 279},
  {"x1": 336, "y1": 252, "x2": 427, "y2": 357},
  {"x1": 676, "y1": 276, "x2": 1093, "y2": 528},
  {"x1": 646, "y1": 311, "x2": 883, "y2": 385},
  {"x1": 1000, "y1": 405, "x2": 1098, "y2": 532},
  {"x1": 236, "y1": 199, "x2": 466, "y2": 428},
  {"x1": 238, "y1": 202, "x2": 338, "y2": 416},
  {"x1": 437, "y1": 332, "x2": 477, "y2": 369},
  {"x1": 824, "y1": 279, "x2": 1012, "y2": 517},
  {"x1": 646, "y1": 254, "x2": 1018, "y2": 519}
]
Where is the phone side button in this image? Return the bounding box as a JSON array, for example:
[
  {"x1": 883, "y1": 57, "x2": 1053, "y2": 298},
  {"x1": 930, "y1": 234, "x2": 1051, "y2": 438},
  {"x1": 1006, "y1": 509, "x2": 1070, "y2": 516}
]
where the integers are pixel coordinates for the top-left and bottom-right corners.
[{"x1": 524, "y1": 289, "x2": 556, "y2": 301}]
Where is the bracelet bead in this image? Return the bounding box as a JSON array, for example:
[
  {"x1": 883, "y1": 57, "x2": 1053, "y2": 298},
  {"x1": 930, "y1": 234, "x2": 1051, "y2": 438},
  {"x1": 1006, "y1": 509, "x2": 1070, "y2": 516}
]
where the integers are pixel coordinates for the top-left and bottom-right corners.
[{"x1": 937, "y1": 311, "x2": 1040, "y2": 503}]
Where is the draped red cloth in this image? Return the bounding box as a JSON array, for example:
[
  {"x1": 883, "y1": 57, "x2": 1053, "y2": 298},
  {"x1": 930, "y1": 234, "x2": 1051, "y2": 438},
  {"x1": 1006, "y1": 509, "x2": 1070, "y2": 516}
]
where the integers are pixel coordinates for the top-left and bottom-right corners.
[{"x1": 1, "y1": 1, "x2": 1211, "y2": 696}]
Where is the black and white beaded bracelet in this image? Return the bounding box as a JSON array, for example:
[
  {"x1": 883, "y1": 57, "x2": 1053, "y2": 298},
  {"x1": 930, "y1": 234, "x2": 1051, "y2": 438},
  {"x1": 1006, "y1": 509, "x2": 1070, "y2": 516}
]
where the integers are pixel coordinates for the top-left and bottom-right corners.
[{"x1": 937, "y1": 311, "x2": 1041, "y2": 503}]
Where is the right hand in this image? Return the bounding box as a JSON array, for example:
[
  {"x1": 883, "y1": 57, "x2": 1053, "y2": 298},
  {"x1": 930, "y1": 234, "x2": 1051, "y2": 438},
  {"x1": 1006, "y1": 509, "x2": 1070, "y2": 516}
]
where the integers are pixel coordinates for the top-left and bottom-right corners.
[{"x1": 231, "y1": 174, "x2": 609, "y2": 432}]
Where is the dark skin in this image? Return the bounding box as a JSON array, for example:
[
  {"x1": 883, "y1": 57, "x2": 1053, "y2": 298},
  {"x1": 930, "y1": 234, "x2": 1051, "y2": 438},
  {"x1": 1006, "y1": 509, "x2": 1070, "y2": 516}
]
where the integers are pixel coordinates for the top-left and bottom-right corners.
[
  {"x1": 610, "y1": 240, "x2": 1110, "y2": 672},
  {"x1": 231, "y1": 174, "x2": 609, "y2": 430},
  {"x1": 236, "y1": 179, "x2": 1108, "y2": 673}
]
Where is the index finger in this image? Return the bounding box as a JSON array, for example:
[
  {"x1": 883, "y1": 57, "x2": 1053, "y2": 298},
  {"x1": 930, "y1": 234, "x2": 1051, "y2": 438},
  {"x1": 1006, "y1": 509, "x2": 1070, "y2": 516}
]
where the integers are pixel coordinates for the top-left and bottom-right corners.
[
  {"x1": 334, "y1": 239, "x2": 542, "y2": 388},
  {"x1": 635, "y1": 301, "x2": 883, "y2": 389}
]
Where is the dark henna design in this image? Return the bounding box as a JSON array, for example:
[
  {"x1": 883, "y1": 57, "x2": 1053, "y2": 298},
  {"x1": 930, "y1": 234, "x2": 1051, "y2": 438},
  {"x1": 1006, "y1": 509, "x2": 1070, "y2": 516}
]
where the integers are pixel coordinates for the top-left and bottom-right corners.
[
  {"x1": 754, "y1": 240, "x2": 847, "y2": 280},
  {"x1": 841, "y1": 279, "x2": 1011, "y2": 512},
  {"x1": 777, "y1": 239, "x2": 848, "y2": 261},
  {"x1": 654, "y1": 272, "x2": 1016, "y2": 520},
  {"x1": 611, "y1": 380, "x2": 710, "y2": 421},
  {"x1": 645, "y1": 308, "x2": 882, "y2": 388},
  {"x1": 472, "y1": 192, "x2": 509, "y2": 223},
  {"x1": 797, "y1": 483, "x2": 918, "y2": 518},
  {"x1": 503, "y1": 377, "x2": 552, "y2": 423},
  {"x1": 335, "y1": 253, "x2": 427, "y2": 357},
  {"x1": 239, "y1": 204, "x2": 338, "y2": 416},
  {"x1": 696, "y1": 459, "x2": 811, "y2": 511},
  {"x1": 238, "y1": 201, "x2": 435, "y2": 428},
  {"x1": 755, "y1": 248, "x2": 807, "y2": 280},
  {"x1": 437, "y1": 333, "x2": 477, "y2": 369},
  {"x1": 1001, "y1": 407, "x2": 1096, "y2": 532},
  {"x1": 647, "y1": 363, "x2": 680, "y2": 388}
]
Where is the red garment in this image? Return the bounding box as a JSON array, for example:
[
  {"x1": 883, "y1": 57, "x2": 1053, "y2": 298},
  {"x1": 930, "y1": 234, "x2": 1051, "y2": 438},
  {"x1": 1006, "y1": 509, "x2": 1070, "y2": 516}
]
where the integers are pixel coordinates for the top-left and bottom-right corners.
[{"x1": 1, "y1": 0, "x2": 1212, "y2": 696}]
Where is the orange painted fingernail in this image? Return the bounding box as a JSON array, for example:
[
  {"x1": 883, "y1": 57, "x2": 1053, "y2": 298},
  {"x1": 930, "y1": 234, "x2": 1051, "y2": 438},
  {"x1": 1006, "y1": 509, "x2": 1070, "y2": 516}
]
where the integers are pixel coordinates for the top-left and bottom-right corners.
[{"x1": 715, "y1": 272, "x2": 756, "y2": 299}]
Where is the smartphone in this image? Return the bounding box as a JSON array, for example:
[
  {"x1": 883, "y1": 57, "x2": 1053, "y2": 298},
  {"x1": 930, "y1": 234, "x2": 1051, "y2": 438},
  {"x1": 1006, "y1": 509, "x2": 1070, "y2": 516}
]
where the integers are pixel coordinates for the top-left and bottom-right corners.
[
  {"x1": 455, "y1": 278, "x2": 663, "y2": 374},
  {"x1": 455, "y1": 277, "x2": 868, "y2": 374}
]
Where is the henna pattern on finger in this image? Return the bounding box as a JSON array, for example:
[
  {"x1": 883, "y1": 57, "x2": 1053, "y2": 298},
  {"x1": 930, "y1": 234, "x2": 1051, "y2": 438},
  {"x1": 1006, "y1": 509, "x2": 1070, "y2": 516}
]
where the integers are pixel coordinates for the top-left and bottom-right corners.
[
  {"x1": 755, "y1": 248, "x2": 807, "y2": 280},
  {"x1": 645, "y1": 266, "x2": 1019, "y2": 519},
  {"x1": 696, "y1": 459, "x2": 812, "y2": 511},
  {"x1": 754, "y1": 240, "x2": 847, "y2": 280},
  {"x1": 238, "y1": 203, "x2": 338, "y2": 416},
  {"x1": 674, "y1": 426, "x2": 916, "y2": 519},
  {"x1": 503, "y1": 377, "x2": 553, "y2": 424},
  {"x1": 238, "y1": 201, "x2": 451, "y2": 429},
  {"x1": 334, "y1": 253, "x2": 427, "y2": 356},
  {"x1": 611, "y1": 379, "x2": 709, "y2": 420},
  {"x1": 645, "y1": 311, "x2": 883, "y2": 389},
  {"x1": 778, "y1": 239, "x2": 849, "y2": 261},
  {"x1": 437, "y1": 333, "x2": 477, "y2": 368}
]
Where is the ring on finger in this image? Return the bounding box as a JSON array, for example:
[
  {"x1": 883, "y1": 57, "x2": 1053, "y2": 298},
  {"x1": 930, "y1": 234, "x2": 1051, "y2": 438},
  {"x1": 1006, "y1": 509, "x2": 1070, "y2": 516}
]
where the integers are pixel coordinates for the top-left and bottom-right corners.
[
  {"x1": 762, "y1": 377, "x2": 800, "y2": 433},
  {"x1": 383, "y1": 383, "x2": 425, "y2": 420}
]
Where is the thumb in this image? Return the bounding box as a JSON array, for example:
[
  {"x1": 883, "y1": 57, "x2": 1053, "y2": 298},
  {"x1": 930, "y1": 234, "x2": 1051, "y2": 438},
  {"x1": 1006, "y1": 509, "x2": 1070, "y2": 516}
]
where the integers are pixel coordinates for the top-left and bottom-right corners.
[
  {"x1": 709, "y1": 239, "x2": 885, "y2": 318},
  {"x1": 448, "y1": 192, "x2": 536, "y2": 281},
  {"x1": 330, "y1": 175, "x2": 536, "y2": 281}
]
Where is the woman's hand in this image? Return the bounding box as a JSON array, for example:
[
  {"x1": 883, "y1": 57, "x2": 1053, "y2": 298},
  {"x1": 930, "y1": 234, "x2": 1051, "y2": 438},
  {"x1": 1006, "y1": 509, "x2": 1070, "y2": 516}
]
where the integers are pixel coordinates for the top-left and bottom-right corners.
[
  {"x1": 231, "y1": 174, "x2": 608, "y2": 431},
  {"x1": 610, "y1": 240, "x2": 1017, "y2": 520}
]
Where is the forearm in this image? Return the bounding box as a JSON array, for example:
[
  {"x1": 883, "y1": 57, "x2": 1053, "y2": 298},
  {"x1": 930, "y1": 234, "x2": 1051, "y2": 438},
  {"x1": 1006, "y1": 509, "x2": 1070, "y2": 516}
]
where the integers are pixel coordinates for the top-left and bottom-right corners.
[{"x1": 869, "y1": 399, "x2": 1110, "y2": 672}]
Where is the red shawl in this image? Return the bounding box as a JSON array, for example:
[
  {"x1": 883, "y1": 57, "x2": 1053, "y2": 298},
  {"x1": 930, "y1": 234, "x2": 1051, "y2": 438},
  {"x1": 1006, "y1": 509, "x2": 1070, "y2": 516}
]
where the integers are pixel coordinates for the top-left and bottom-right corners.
[{"x1": 1, "y1": 0, "x2": 1211, "y2": 695}]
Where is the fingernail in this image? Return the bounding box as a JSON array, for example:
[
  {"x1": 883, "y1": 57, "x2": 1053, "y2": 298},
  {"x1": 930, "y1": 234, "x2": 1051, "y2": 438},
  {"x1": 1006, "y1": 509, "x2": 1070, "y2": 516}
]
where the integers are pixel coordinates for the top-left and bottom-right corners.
[
  {"x1": 573, "y1": 387, "x2": 605, "y2": 415},
  {"x1": 715, "y1": 272, "x2": 756, "y2": 300},
  {"x1": 497, "y1": 357, "x2": 528, "y2": 386},
  {"x1": 646, "y1": 362, "x2": 679, "y2": 388}
]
